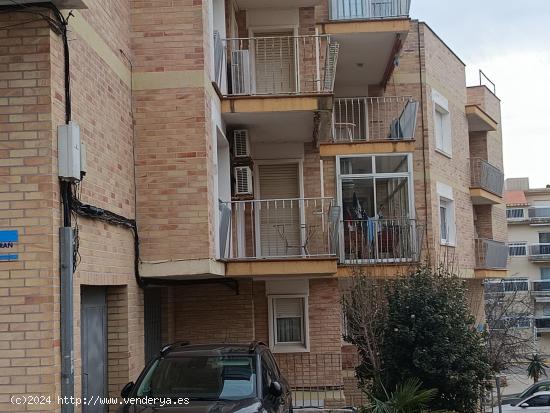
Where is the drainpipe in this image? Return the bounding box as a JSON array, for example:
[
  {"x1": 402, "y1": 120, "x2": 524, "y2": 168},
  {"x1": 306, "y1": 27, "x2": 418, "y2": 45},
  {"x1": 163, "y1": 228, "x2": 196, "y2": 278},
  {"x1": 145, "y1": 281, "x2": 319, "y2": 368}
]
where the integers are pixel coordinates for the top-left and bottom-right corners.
[{"x1": 60, "y1": 227, "x2": 74, "y2": 412}]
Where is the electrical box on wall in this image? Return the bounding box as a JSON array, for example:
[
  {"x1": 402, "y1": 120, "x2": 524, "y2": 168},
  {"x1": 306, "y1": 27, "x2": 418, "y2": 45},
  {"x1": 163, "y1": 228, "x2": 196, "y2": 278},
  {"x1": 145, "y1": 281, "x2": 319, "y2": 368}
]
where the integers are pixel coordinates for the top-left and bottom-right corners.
[{"x1": 58, "y1": 121, "x2": 81, "y2": 181}]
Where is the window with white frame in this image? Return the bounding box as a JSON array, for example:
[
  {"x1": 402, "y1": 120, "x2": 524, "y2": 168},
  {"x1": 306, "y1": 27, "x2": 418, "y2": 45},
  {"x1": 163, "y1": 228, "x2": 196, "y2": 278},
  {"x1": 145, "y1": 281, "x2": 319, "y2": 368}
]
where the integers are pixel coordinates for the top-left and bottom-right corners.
[
  {"x1": 509, "y1": 242, "x2": 527, "y2": 257},
  {"x1": 437, "y1": 182, "x2": 455, "y2": 245},
  {"x1": 432, "y1": 89, "x2": 452, "y2": 156},
  {"x1": 269, "y1": 295, "x2": 308, "y2": 352},
  {"x1": 506, "y1": 208, "x2": 525, "y2": 220}
]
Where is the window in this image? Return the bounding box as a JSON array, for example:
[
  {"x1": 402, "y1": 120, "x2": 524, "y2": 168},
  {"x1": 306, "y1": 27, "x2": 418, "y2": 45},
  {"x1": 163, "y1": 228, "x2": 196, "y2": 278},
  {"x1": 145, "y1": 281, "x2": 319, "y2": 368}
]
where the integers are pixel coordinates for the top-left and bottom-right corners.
[
  {"x1": 506, "y1": 208, "x2": 525, "y2": 220},
  {"x1": 269, "y1": 295, "x2": 309, "y2": 352},
  {"x1": 432, "y1": 90, "x2": 452, "y2": 156},
  {"x1": 437, "y1": 183, "x2": 455, "y2": 246},
  {"x1": 541, "y1": 268, "x2": 550, "y2": 280},
  {"x1": 338, "y1": 155, "x2": 414, "y2": 263},
  {"x1": 540, "y1": 233, "x2": 550, "y2": 243},
  {"x1": 509, "y1": 242, "x2": 527, "y2": 257}
]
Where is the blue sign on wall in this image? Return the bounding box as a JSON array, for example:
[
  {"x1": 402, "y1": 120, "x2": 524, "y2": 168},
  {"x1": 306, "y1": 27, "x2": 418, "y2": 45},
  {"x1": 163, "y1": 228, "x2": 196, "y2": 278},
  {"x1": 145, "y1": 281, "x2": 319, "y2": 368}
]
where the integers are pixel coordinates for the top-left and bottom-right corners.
[{"x1": 0, "y1": 230, "x2": 18, "y2": 261}]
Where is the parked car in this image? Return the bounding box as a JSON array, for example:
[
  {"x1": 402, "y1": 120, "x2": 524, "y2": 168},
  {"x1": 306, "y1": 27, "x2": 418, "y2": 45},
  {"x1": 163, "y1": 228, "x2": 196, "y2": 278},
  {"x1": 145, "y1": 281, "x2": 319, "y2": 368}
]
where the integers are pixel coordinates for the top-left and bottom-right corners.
[
  {"x1": 501, "y1": 380, "x2": 550, "y2": 406},
  {"x1": 501, "y1": 390, "x2": 550, "y2": 411},
  {"x1": 118, "y1": 342, "x2": 292, "y2": 413}
]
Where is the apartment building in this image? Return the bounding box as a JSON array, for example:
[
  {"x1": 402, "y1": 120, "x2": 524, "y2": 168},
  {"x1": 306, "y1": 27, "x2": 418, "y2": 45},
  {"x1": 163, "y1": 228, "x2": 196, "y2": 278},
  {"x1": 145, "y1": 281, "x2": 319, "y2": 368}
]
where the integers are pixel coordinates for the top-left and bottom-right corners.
[
  {"x1": 0, "y1": 0, "x2": 507, "y2": 411},
  {"x1": 505, "y1": 178, "x2": 550, "y2": 355}
]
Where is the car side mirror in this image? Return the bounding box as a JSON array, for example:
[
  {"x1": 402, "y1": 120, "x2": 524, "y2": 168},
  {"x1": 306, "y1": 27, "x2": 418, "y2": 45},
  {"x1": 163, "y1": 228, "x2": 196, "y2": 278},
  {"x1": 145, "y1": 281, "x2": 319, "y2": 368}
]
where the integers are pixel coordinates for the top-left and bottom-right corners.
[
  {"x1": 520, "y1": 402, "x2": 530, "y2": 408},
  {"x1": 121, "y1": 382, "x2": 134, "y2": 398},
  {"x1": 269, "y1": 381, "x2": 283, "y2": 398}
]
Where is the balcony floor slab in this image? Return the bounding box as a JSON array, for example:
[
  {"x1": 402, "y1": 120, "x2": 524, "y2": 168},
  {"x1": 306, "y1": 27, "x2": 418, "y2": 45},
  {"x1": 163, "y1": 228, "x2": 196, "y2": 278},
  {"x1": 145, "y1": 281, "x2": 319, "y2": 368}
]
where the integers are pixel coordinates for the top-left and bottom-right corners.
[{"x1": 225, "y1": 257, "x2": 338, "y2": 278}]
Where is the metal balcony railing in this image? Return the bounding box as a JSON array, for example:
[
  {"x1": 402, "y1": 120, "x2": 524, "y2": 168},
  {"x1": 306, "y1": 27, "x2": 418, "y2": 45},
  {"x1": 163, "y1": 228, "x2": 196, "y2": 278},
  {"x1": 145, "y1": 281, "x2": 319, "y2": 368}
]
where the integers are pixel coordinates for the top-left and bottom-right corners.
[
  {"x1": 220, "y1": 35, "x2": 339, "y2": 97},
  {"x1": 484, "y1": 278, "x2": 530, "y2": 294},
  {"x1": 470, "y1": 158, "x2": 504, "y2": 197},
  {"x1": 529, "y1": 244, "x2": 550, "y2": 262},
  {"x1": 475, "y1": 238, "x2": 508, "y2": 270},
  {"x1": 219, "y1": 198, "x2": 340, "y2": 260},
  {"x1": 329, "y1": 0, "x2": 411, "y2": 20},
  {"x1": 330, "y1": 96, "x2": 418, "y2": 142},
  {"x1": 341, "y1": 218, "x2": 421, "y2": 264},
  {"x1": 532, "y1": 280, "x2": 550, "y2": 295},
  {"x1": 535, "y1": 317, "x2": 550, "y2": 330},
  {"x1": 275, "y1": 352, "x2": 366, "y2": 408},
  {"x1": 529, "y1": 207, "x2": 550, "y2": 223}
]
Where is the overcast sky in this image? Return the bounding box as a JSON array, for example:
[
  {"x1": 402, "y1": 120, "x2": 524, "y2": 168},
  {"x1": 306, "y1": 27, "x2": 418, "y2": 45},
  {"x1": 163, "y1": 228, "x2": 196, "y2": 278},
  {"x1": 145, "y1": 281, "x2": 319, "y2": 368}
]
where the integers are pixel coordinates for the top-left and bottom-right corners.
[{"x1": 410, "y1": 0, "x2": 550, "y2": 189}]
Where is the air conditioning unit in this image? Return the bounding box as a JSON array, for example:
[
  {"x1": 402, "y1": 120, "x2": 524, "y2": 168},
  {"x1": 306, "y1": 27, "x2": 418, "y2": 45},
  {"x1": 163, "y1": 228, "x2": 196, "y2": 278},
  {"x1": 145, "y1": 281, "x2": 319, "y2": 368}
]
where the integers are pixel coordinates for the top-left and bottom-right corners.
[
  {"x1": 233, "y1": 130, "x2": 250, "y2": 158},
  {"x1": 234, "y1": 166, "x2": 253, "y2": 196},
  {"x1": 231, "y1": 50, "x2": 251, "y2": 95}
]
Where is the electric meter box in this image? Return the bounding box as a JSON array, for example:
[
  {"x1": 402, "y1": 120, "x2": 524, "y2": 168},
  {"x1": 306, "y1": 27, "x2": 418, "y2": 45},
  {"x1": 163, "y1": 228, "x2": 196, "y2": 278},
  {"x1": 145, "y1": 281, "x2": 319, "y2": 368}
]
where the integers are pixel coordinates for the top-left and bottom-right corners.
[{"x1": 58, "y1": 121, "x2": 81, "y2": 181}]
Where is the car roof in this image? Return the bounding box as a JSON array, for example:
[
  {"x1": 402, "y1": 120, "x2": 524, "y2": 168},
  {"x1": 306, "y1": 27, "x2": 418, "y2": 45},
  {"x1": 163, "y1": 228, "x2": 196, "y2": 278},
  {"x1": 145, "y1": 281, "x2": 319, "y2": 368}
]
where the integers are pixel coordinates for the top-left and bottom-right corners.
[{"x1": 162, "y1": 342, "x2": 268, "y2": 357}]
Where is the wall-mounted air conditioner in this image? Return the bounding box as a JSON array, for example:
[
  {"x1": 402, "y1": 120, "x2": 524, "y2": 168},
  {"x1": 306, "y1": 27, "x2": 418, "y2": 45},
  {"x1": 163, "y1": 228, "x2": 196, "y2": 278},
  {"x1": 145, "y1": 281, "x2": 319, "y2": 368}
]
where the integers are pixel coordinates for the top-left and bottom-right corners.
[
  {"x1": 233, "y1": 130, "x2": 250, "y2": 158},
  {"x1": 231, "y1": 50, "x2": 251, "y2": 95},
  {"x1": 234, "y1": 166, "x2": 253, "y2": 196}
]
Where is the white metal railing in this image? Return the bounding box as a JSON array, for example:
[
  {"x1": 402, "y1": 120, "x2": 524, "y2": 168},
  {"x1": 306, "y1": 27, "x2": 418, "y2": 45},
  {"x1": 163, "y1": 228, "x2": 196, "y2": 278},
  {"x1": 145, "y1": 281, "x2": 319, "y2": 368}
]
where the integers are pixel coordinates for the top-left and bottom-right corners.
[
  {"x1": 484, "y1": 278, "x2": 530, "y2": 294},
  {"x1": 470, "y1": 158, "x2": 504, "y2": 197},
  {"x1": 220, "y1": 35, "x2": 339, "y2": 96},
  {"x1": 331, "y1": 96, "x2": 418, "y2": 142},
  {"x1": 529, "y1": 244, "x2": 550, "y2": 261},
  {"x1": 475, "y1": 238, "x2": 508, "y2": 269},
  {"x1": 529, "y1": 207, "x2": 550, "y2": 222},
  {"x1": 341, "y1": 218, "x2": 421, "y2": 264},
  {"x1": 506, "y1": 207, "x2": 526, "y2": 221},
  {"x1": 329, "y1": 0, "x2": 411, "y2": 20},
  {"x1": 220, "y1": 198, "x2": 340, "y2": 260},
  {"x1": 532, "y1": 280, "x2": 550, "y2": 294}
]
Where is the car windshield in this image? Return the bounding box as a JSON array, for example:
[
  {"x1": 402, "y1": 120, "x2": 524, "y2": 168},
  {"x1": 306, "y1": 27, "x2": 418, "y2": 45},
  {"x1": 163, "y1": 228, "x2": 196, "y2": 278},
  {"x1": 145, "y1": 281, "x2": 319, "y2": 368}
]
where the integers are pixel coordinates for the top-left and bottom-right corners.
[{"x1": 135, "y1": 355, "x2": 257, "y2": 401}]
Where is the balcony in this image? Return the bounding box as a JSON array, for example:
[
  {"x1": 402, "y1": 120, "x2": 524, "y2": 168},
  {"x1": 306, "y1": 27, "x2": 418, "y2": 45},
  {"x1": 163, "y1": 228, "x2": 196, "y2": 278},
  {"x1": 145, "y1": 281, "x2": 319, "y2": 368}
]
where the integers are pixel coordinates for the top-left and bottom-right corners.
[
  {"x1": 220, "y1": 34, "x2": 338, "y2": 98},
  {"x1": 469, "y1": 158, "x2": 504, "y2": 205},
  {"x1": 474, "y1": 239, "x2": 508, "y2": 274},
  {"x1": 220, "y1": 198, "x2": 340, "y2": 277},
  {"x1": 529, "y1": 244, "x2": 550, "y2": 262},
  {"x1": 535, "y1": 317, "x2": 550, "y2": 332},
  {"x1": 321, "y1": 96, "x2": 418, "y2": 155},
  {"x1": 532, "y1": 280, "x2": 550, "y2": 295},
  {"x1": 529, "y1": 207, "x2": 550, "y2": 225},
  {"x1": 340, "y1": 218, "x2": 421, "y2": 265},
  {"x1": 329, "y1": 0, "x2": 411, "y2": 21}
]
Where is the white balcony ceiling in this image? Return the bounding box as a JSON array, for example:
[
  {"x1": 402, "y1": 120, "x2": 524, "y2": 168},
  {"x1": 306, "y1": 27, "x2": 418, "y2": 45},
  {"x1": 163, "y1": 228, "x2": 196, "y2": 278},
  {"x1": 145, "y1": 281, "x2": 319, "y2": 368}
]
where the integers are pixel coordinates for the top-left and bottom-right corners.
[
  {"x1": 236, "y1": 0, "x2": 322, "y2": 9},
  {"x1": 333, "y1": 31, "x2": 406, "y2": 90},
  {"x1": 223, "y1": 111, "x2": 314, "y2": 143}
]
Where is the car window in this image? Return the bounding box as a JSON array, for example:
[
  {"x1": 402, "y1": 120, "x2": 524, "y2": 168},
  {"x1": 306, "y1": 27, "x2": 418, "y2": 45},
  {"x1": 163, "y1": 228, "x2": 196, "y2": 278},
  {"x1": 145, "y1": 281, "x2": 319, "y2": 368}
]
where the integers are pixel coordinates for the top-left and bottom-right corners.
[
  {"x1": 135, "y1": 355, "x2": 256, "y2": 401},
  {"x1": 262, "y1": 352, "x2": 280, "y2": 379},
  {"x1": 525, "y1": 395, "x2": 550, "y2": 407}
]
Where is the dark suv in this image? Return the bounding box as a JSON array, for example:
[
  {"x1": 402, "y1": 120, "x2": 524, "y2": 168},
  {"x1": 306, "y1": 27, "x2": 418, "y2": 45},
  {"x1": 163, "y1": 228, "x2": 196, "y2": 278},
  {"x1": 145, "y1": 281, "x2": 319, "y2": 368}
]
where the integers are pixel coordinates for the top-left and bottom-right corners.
[{"x1": 118, "y1": 342, "x2": 292, "y2": 413}]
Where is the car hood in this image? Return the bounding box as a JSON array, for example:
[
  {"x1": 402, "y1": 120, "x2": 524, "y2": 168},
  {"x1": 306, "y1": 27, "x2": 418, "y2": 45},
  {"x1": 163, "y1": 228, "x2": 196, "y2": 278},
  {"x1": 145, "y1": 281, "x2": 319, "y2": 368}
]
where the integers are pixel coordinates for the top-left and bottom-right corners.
[{"x1": 119, "y1": 399, "x2": 262, "y2": 413}]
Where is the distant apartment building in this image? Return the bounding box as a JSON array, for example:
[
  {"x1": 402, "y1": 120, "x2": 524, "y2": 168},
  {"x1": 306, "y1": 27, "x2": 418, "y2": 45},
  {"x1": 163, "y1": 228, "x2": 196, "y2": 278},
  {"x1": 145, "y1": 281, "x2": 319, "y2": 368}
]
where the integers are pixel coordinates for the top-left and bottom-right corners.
[
  {"x1": 0, "y1": 0, "x2": 507, "y2": 411},
  {"x1": 505, "y1": 178, "x2": 550, "y2": 354}
]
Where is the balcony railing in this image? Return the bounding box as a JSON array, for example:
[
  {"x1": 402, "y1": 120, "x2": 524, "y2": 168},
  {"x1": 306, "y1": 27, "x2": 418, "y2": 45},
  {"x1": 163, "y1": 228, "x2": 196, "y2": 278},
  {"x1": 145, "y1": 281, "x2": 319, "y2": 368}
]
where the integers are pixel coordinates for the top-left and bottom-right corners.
[
  {"x1": 330, "y1": 96, "x2": 418, "y2": 142},
  {"x1": 484, "y1": 278, "x2": 530, "y2": 294},
  {"x1": 329, "y1": 0, "x2": 411, "y2": 21},
  {"x1": 341, "y1": 218, "x2": 421, "y2": 264},
  {"x1": 535, "y1": 317, "x2": 550, "y2": 331},
  {"x1": 529, "y1": 207, "x2": 550, "y2": 223},
  {"x1": 529, "y1": 244, "x2": 550, "y2": 262},
  {"x1": 532, "y1": 280, "x2": 550, "y2": 295},
  {"x1": 470, "y1": 158, "x2": 504, "y2": 197},
  {"x1": 219, "y1": 198, "x2": 340, "y2": 260},
  {"x1": 221, "y1": 35, "x2": 339, "y2": 97},
  {"x1": 475, "y1": 238, "x2": 508, "y2": 270}
]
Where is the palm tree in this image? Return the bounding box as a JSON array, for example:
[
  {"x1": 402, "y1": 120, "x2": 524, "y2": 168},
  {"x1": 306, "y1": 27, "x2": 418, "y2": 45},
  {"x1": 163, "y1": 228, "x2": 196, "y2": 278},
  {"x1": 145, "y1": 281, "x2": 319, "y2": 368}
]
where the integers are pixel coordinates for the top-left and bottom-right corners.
[
  {"x1": 527, "y1": 353, "x2": 548, "y2": 383},
  {"x1": 368, "y1": 378, "x2": 438, "y2": 413}
]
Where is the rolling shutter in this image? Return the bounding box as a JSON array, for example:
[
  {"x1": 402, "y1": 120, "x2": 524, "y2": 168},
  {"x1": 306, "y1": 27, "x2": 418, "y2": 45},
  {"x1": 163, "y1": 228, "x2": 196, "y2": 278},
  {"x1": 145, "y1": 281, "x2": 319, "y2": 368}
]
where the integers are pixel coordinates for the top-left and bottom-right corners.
[
  {"x1": 258, "y1": 164, "x2": 301, "y2": 257},
  {"x1": 253, "y1": 32, "x2": 296, "y2": 94}
]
